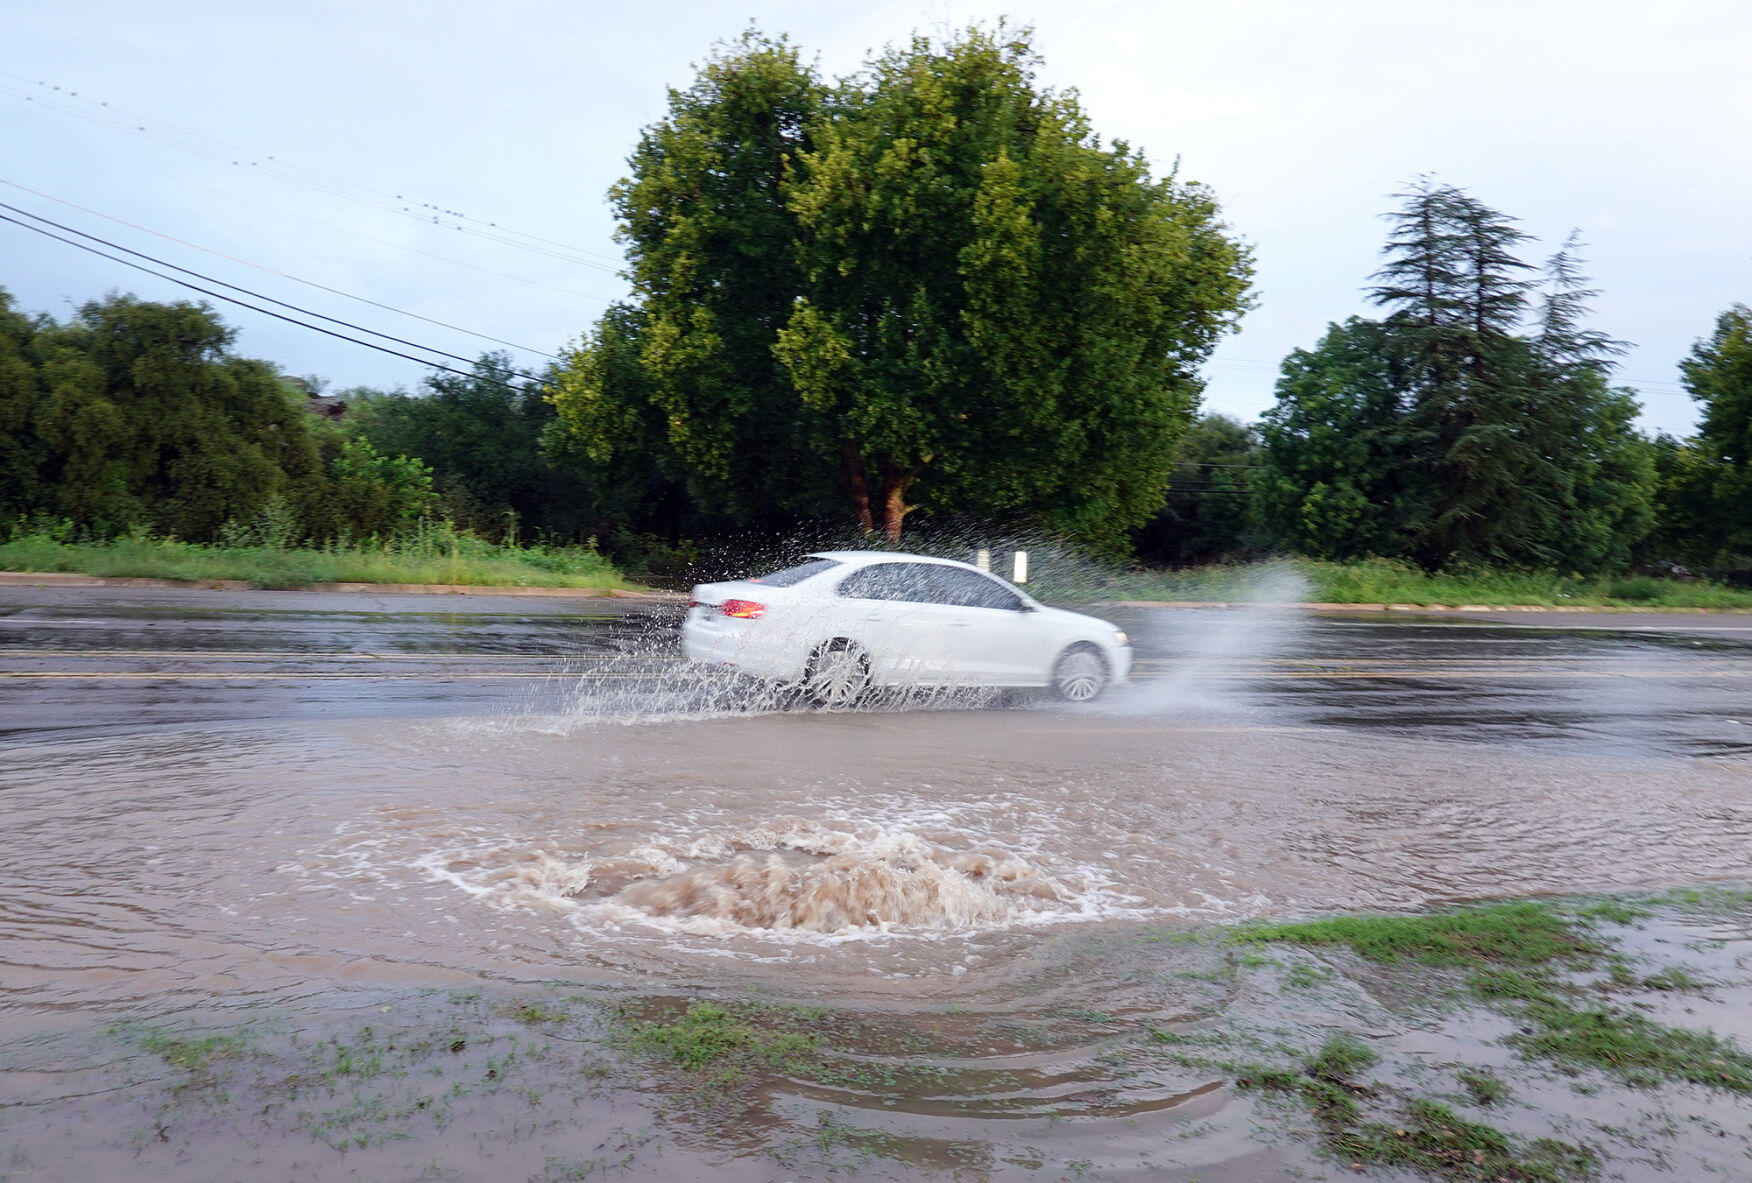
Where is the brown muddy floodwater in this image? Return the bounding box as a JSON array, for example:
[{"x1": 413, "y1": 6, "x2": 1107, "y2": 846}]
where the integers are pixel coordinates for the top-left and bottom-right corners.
[{"x1": 2, "y1": 586, "x2": 1751, "y2": 1180}]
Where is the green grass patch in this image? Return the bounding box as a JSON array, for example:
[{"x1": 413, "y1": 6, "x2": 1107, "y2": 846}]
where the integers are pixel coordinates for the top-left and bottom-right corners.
[
  {"x1": 127, "y1": 1024, "x2": 256, "y2": 1076},
  {"x1": 1457, "y1": 1067, "x2": 1511, "y2": 1106},
  {"x1": 620, "y1": 1002, "x2": 820, "y2": 1073},
  {"x1": 1235, "y1": 901, "x2": 1599, "y2": 968},
  {"x1": 0, "y1": 525, "x2": 630, "y2": 591},
  {"x1": 1652, "y1": 884, "x2": 1752, "y2": 915},
  {"x1": 1295, "y1": 558, "x2": 1752, "y2": 610}
]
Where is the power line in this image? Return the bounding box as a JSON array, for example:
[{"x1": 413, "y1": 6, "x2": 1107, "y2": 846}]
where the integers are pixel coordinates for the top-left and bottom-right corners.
[
  {"x1": 0, "y1": 177, "x2": 563, "y2": 362},
  {"x1": 0, "y1": 206, "x2": 546, "y2": 391},
  {"x1": 0, "y1": 199, "x2": 555, "y2": 382},
  {"x1": 0, "y1": 107, "x2": 619, "y2": 307},
  {"x1": 0, "y1": 70, "x2": 625, "y2": 273}
]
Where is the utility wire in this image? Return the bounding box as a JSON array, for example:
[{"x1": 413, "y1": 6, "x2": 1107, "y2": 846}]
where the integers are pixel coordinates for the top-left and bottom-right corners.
[
  {"x1": 0, "y1": 71, "x2": 624, "y2": 272},
  {"x1": 0, "y1": 103, "x2": 618, "y2": 305},
  {"x1": 0, "y1": 200, "x2": 553, "y2": 384},
  {"x1": 0, "y1": 207, "x2": 546, "y2": 391},
  {"x1": 0, "y1": 177, "x2": 562, "y2": 362}
]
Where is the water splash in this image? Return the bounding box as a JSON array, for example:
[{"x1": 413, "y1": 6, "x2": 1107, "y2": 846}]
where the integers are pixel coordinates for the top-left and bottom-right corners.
[{"x1": 1101, "y1": 562, "x2": 1312, "y2": 716}]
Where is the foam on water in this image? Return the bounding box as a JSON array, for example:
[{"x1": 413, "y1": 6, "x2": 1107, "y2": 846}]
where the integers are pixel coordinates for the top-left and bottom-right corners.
[{"x1": 407, "y1": 818, "x2": 1137, "y2": 941}]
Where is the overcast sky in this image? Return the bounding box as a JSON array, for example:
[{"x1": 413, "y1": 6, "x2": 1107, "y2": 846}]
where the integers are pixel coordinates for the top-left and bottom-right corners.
[{"x1": 4, "y1": 1, "x2": 1747, "y2": 437}]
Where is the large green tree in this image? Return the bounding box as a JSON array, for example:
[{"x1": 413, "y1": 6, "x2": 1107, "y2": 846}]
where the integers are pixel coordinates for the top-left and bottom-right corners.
[
  {"x1": 552, "y1": 32, "x2": 830, "y2": 526},
  {"x1": 551, "y1": 27, "x2": 1253, "y2": 550}
]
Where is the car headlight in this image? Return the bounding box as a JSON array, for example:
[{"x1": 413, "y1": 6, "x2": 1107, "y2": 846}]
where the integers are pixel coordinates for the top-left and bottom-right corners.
[{"x1": 1113, "y1": 630, "x2": 1129, "y2": 646}]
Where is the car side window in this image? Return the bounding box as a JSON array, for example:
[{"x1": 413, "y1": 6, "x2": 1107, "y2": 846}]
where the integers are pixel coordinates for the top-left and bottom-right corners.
[
  {"x1": 837, "y1": 563, "x2": 937, "y2": 603},
  {"x1": 932, "y1": 567, "x2": 1024, "y2": 611}
]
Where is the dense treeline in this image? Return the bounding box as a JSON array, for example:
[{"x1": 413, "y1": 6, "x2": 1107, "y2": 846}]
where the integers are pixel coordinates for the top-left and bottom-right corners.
[
  {"x1": 3, "y1": 33, "x2": 1748, "y2": 581},
  {"x1": 3, "y1": 271, "x2": 1748, "y2": 582}
]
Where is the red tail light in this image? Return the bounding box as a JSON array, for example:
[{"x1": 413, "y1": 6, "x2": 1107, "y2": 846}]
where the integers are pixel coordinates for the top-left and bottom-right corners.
[{"x1": 721, "y1": 599, "x2": 766, "y2": 619}]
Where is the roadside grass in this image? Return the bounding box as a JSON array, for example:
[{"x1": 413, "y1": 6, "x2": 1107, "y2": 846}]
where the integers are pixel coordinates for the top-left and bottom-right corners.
[
  {"x1": 0, "y1": 524, "x2": 630, "y2": 591},
  {"x1": 1295, "y1": 558, "x2": 1752, "y2": 610},
  {"x1": 9, "y1": 521, "x2": 1750, "y2": 609},
  {"x1": 1058, "y1": 557, "x2": 1752, "y2": 609}
]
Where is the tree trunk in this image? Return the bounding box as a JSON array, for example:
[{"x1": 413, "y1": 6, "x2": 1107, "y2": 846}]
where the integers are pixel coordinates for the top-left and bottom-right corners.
[
  {"x1": 843, "y1": 441, "x2": 874, "y2": 533},
  {"x1": 878, "y1": 460, "x2": 913, "y2": 543}
]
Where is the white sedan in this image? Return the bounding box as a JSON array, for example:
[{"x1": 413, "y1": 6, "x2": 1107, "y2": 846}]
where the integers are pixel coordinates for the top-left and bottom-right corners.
[{"x1": 681, "y1": 551, "x2": 1131, "y2": 705}]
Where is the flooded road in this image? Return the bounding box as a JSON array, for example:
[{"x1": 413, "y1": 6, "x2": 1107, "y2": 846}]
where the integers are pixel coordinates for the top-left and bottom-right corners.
[{"x1": 2, "y1": 585, "x2": 1750, "y2": 1180}]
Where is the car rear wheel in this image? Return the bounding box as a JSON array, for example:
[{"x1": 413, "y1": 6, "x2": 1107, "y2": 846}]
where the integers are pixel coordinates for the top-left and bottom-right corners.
[
  {"x1": 1051, "y1": 644, "x2": 1109, "y2": 702},
  {"x1": 805, "y1": 640, "x2": 871, "y2": 708}
]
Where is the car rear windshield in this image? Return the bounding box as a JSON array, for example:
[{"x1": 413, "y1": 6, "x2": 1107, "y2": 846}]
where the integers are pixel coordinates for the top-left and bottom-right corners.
[{"x1": 749, "y1": 557, "x2": 841, "y2": 587}]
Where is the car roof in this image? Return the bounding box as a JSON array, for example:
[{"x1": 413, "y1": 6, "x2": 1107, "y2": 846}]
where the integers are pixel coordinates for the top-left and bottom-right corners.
[{"x1": 808, "y1": 550, "x2": 980, "y2": 570}]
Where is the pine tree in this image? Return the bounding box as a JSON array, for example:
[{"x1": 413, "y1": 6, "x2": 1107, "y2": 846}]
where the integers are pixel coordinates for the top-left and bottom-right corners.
[{"x1": 1261, "y1": 185, "x2": 1654, "y2": 572}]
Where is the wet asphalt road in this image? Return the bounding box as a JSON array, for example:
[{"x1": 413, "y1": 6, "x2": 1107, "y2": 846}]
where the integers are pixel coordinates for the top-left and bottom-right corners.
[{"x1": 2, "y1": 584, "x2": 1751, "y2": 758}]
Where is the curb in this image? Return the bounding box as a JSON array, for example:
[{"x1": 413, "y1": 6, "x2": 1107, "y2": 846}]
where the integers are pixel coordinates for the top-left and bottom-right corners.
[{"x1": 0, "y1": 571, "x2": 682, "y2": 600}]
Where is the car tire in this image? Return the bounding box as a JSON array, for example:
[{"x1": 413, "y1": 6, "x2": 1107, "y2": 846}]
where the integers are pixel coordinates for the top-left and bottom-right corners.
[
  {"x1": 805, "y1": 640, "x2": 871, "y2": 708},
  {"x1": 1051, "y1": 644, "x2": 1109, "y2": 702}
]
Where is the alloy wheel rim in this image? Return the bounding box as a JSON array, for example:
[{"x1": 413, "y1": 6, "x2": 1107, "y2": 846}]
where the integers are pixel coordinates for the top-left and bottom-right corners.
[
  {"x1": 812, "y1": 649, "x2": 867, "y2": 705},
  {"x1": 1057, "y1": 652, "x2": 1105, "y2": 701}
]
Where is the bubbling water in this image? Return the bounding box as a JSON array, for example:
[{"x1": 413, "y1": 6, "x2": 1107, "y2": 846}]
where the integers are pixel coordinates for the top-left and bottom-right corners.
[{"x1": 413, "y1": 820, "x2": 1095, "y2": 939}]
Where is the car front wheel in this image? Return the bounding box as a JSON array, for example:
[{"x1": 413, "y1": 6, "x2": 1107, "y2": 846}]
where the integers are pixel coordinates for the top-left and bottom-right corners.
[
  {"x1": 804, "y1": 640, "x2": 871, "y2": 708},
  {"x1": 1051, "y1": 644, "x2": 1109, "y2": 702}
]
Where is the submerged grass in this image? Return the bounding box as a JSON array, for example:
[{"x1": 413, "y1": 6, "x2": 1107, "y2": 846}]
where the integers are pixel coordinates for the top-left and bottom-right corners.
[
  {"x1": 63, "y1": 891, "x2": 1752, "y2": 1181},
  {"x1": 1237, "y1": 1034, "x2": 1597, "y2": 1182},
  {"x1": 1239, "y1": 898, "x2": 1752, "y2": 1096},
  {"x1": 0, "y1": 527, "x2": 630, "y2": 591},
  {"x1": 619, "y1": 1001, "x2": 820, "y2": 1074}
]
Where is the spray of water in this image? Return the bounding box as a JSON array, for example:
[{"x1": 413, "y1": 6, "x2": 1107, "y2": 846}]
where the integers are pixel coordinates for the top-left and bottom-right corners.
[{"x1": 1098, "y1": 561, "x2": 1313, "y2": 717}]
